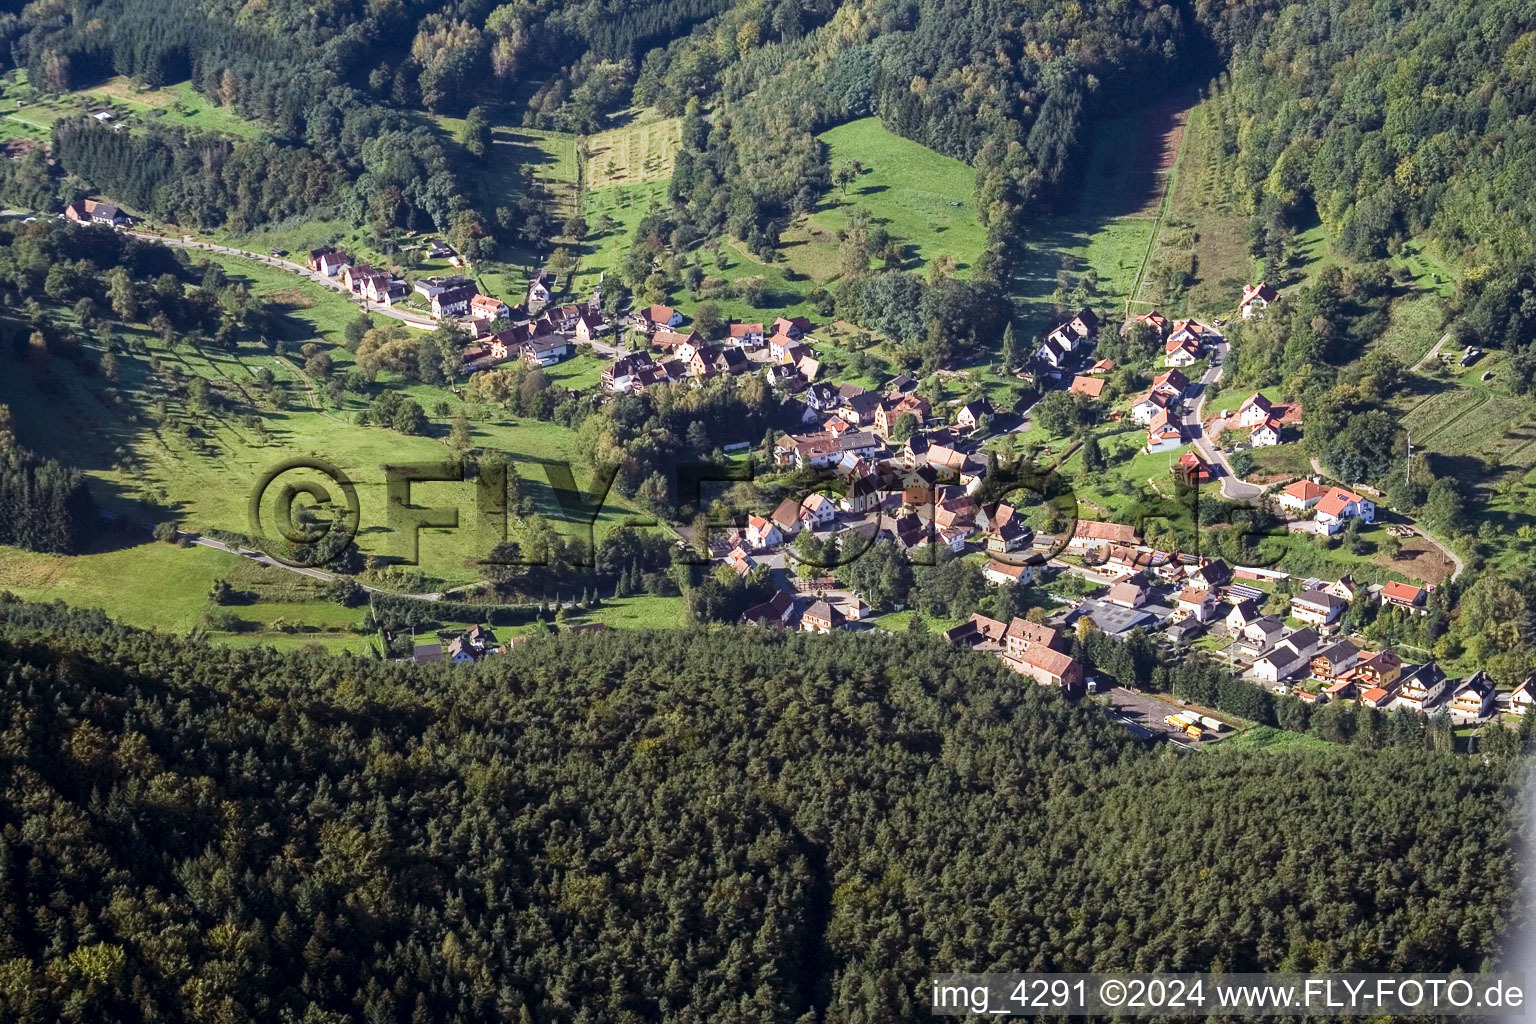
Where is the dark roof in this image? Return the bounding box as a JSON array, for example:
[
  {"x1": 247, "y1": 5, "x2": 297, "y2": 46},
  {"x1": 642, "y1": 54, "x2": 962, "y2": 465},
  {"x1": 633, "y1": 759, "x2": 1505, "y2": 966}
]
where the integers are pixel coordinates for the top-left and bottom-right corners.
[{"x1": 412, "y1": 643, "x2": 442, "y2": 664}]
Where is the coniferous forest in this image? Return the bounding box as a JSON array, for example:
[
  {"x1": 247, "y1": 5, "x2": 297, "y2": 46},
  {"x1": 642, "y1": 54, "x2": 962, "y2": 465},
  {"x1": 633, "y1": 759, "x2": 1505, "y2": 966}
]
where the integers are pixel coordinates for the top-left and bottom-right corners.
[{"x1": 0, "y1": 599, "x2": 1523, "y2": 1023}]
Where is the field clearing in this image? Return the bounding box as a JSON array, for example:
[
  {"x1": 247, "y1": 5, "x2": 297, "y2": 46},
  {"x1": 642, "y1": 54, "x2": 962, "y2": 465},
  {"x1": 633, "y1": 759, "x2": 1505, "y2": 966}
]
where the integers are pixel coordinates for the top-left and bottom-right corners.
[
  {"x1": 584, "y1": 115, "x2": 681, "y2": 189},
  {"x1": 1133, "y1": 94, "x2": 1253, "y2": 317},
  {"x1": 1217, "y1": 726, "x2": 1333, "y2": 754},
  {"x1": 573, "y1": 180, "x2": 669, "y2": 297},
  {"x1": 0, "y1": 540, "x2": 232, "y2": 633},
  {"x1": 1372, "y1": 294, "x2": 1447, "y2": 364},
  {"x1": 2, "y1": 71, "x2": 265, "y2": 142},
  {"x1": 788, "y1": 119, "x2": 986, "y2": 283}
]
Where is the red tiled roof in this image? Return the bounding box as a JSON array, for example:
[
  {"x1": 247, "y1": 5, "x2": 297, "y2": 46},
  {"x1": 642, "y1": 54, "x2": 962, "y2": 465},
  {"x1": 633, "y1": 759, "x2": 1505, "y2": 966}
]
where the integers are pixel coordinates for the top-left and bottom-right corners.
[
  {"x1": 1070, "y1": 375, "x2": 1106, "y2": 398},
  {"x1": 1283, "y1": 479, "x2": 1327, "y2": 501},
  {"x1": 1382, "y1": 581, "x2": 1425, "y2": 604},
  {"x1": 1315, "y1": 486, "x2": 1363, "y2": 518}
]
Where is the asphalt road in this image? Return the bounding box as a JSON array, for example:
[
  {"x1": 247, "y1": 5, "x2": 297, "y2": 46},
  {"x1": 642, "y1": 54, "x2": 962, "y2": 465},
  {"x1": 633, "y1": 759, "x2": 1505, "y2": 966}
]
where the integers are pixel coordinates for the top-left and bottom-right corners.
[{"x1": 1183, "y1": 340, "x2": 1264, "y2": 502}]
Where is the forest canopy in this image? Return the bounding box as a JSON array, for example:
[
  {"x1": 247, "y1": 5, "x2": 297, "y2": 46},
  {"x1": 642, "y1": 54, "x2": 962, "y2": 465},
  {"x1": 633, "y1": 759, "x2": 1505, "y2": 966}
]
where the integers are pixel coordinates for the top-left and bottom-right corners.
[{"x1": 0, "y1": 599, "x2": 1523, "y2": 1022}]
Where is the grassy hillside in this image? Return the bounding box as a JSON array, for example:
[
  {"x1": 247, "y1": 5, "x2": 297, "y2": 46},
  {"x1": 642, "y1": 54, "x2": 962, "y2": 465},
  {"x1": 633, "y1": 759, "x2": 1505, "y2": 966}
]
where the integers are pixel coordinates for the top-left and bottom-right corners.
[
  {"x1": 1, "y1": 71, "x2": 266, "y2": 144},
  {"x1": 0, "y1": 255, "x2": 652, "y2": 587},
  {"x1": 789, "y1": 118, "x2": 987, "y2": 281}
]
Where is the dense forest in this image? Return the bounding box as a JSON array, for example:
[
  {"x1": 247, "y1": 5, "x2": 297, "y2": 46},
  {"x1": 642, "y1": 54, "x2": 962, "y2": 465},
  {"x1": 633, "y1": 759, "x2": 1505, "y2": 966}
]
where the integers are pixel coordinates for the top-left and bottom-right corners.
[{"x1": 0, "y1": 598, "x2": 1524, "y2": 1023}]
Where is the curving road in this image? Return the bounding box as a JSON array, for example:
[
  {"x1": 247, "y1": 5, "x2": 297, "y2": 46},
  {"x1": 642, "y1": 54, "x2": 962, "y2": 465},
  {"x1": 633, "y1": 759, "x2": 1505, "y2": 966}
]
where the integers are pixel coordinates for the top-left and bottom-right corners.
[{"x1": 1182, "y1": 339, "x2": 1264, "y2": 501}]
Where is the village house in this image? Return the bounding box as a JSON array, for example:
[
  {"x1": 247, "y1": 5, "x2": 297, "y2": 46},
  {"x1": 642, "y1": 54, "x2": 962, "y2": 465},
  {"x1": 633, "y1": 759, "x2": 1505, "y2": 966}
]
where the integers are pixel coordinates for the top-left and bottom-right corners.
[
  {"x1": 1122, "y1": 310, "x2": 1168, "y2": 337},
  {"x1": 954, "y1": 399, "x2": 992, "y2": 433},
  {"x1": 1109, "y1": 581, "x2": 1150, "y2": 609},
  {"x1": 631, "y1": 304, "x2": 682, "y2": 332},
  {"x1": 1068, "y1": 520, "x2": 1141, "y2": 553},
  {"x1": 1070, "y1": 375, "x2": 1106, "y2": 399},
  {"x1": 1313, "y1": 487, "x2": 1375, "y2": 533},
  {"x1": 1251, "y1": 418, "x2": 1284, "y2": 448},
  {"x1": 1097, "y1": 545, "x2": 1146, "y2": 575},
  {"x1": 799, "y1": 492, "x2": 838, "y2": 528},
  {"x1": 801, "y1": 599, "x2": 847, "y2": 633},
  {"x1": 1145, "y1": 409, "x2": 1184, "y2": 453},
  {"x1": 351, "y1": 267, "x2": 395, "y2": 305},
  {"x1": 835, "y1": 384, "x2": 884, "y2": 426},
  {"x1": 1152, "y1": 368, "x2": 1189, "y2": 398},
  {"x1": 943, "y1": 613, "x2": 1010, "y2": 650},
  {"x1": 773, "y1": 315, "x2": 813, "y2": 339},
  {"x1": 1309, "y1": 639, "x2": 1361, "y2": 680},
  {"x1": 1347, "y1": 649, "x2": 1403, "y2": 691},
  {"x1": 1327, "y1": 575, "x2": 1364, "y2": 602},
  {"x1": 728, "y1": 322, "x2": 765, "y2": 347},
  {"x1": 1277, "y1": 479, "x2": 1328, "y2": 513},
  {"x1": 521, "y1": 336, "x2": 571, "y2": 366},
  {"x1": 744, "y1": 515, "x2": 783, "y2": 551},
  {"x1": 1253, "y1": 643, "x2": 1307, "y2": 685},
  {"x1": 741, "y1": 591, "x2": 795, "y2": 628},
  {"x1": 1396, "y1": 661, "x2": 1449, "y2": 712},
  {"x1": 1225, "y1": 599, "x2": 1262, "y2": 633},
  {"x1": 1253, "y1": 626, "x2": 1320, "y2": 682},
  {"x1": 1164, "y1": 335, "x2": 1201, "y2": 367},
  {"x1": 1236, "y1": 616, "x2": 1286, "y2": 656},
  {"x1": 770, "y1": 497, "x2": 803, "y2": 538},
  {"x1": 64, "y1": 198, "x2": 128, "y2": 226},
  {"x1": 653, "y1": 329, "x2": 701, "y2": 356},
  {"x1": 431, "y1": 282, "x2": 478, "y2": 319},
  {"x1": 986, "y1": 517, "x2": 1030, "y2": 555},
  {"x1": 1291, "y1": 588, "x2": 1349, "y2": 628},
  {"x1": 773, "y1": 430, "x2": 882, "y2": 471},
  {"x1": 1448, "y1": 671, "x2": 1497, "y2": 722},
  {"x1": 1131, "y1": 389, "x2": 1174, "y2": 426},
  {"x1": 526, "y1": 271, "x2": 556, "y2": 307},
  {"x1": 603, "y1": 351, "x2": 656, "y2": 392},
  {"x1": 1187, "y1": 558, "x2": 1232, "y2": 591},
  {"x1": 873, "y1": 393, "x2": 931, "y2": 438},
  {"x1": 1508, "y1": 677, "x2": 1534, "y2": 716},
  {"x1": 1036, "y1": 334, "x2": 1073, "y2": 371},
  {"x1": 471, "y1": 294, "x2": 510, "y2": 320},
  {"x1": 767, "y1": 332, "x2": 799, "y2": 361},
  {"x1": 1236, "y1": 393, "x2": 1274, "y2": 428},
  {"x1": 725, "y1": 546, "x2": 757, "y2": 577},
  {"x1": 308, "y1": 247, "x2": 349, "y2": 276},
  {"x1": 1173, "y1": 450, "x2": 1213, "y2": 486},
  {"x1": 1066, "y1": 307, "x2": 1100, "y2": 340},
  {"x1": 573, "y1": 310, "x2": 605, "y2": 343},
  {"x1": 1003, "y1": 617, "x2": 1063, "y2": 659},
  {"x1": 1380, "y1": 580, "x2": 1428, "y2": 613},
  {"x1": 1240, "y1": 282, "x2": 1279, "y2": 319},
  {"x1": 983, "y1": 559, "x2": 1034, "y2": 586},
  {"x1": 1175, "y1": 587, "x2": 1218, "y2": 623},
  {"x1": 1006, "y1": 641, "x2": 1084, "y2": 689}
]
